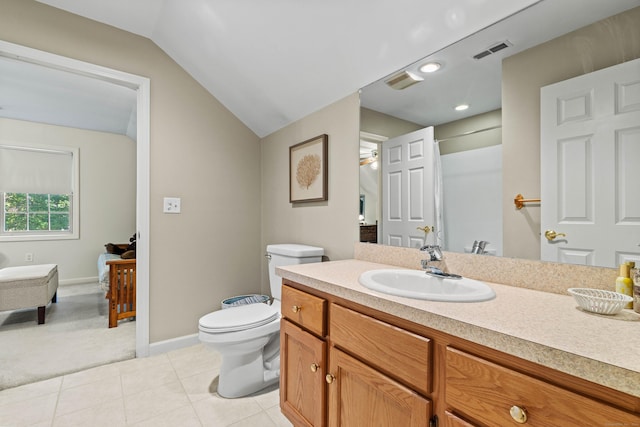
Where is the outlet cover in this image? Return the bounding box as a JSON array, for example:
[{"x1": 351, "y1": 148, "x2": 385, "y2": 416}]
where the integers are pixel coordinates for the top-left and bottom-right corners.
[{"x1": 163, "y1": 197, "x2": 181, "y2": 214}]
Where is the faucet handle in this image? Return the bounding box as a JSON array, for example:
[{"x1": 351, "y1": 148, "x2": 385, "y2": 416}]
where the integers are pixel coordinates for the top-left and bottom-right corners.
[{"x1": 471, "y1": 240, "x2": 490, "y2": 254}]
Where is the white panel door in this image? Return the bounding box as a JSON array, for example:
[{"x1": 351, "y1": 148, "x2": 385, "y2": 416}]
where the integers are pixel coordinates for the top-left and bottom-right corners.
[
  {"x1": 381, "y1": 127, "x2": 435, "y2": 248},
  {"x1": 541, "y1": 58, "x2": 640, "y2": 267}
]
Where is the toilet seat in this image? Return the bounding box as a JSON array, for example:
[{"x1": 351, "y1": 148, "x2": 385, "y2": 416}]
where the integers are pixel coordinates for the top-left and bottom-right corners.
[{"x1": 199, "y1": 303, "x2": 279, "y2": 333}]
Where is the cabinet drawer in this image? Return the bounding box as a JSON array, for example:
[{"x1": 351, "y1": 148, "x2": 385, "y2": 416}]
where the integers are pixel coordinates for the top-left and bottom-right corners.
[
  {"x1": 330, "y1": 303, "x2": 431, "y2": 395},
  {"x1": 445, "y1": 347, "x2": 639, "y2": 426},
  {"x1": 281, "y1": 285, "x2": 326, "y2": 337}
]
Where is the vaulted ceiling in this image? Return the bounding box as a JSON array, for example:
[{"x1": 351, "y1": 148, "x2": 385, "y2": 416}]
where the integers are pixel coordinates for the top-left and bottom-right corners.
[
  {"x1": 31, "y1": 0, "x2": 540, "y2": 137},
  {"x1": 5, "y1": 1, "x2": 636, "y2": 139}
]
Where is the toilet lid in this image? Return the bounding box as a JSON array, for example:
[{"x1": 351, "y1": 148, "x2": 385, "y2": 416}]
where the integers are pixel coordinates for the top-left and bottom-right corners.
[{"x1": 199, "y1": 303, "x2": 280, "y2": 333}]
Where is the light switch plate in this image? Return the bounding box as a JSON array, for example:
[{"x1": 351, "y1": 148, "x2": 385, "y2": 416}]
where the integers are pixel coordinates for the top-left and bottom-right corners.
[{"x1": 163, "y1": 197, "x2": 181, "y2": 214}]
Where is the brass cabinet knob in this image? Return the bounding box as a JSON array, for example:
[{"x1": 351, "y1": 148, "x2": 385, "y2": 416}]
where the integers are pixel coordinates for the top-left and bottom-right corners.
[
  {"x1": 310, "y1": 363, "x2": 319, "y2": 373},
  {"x1": 291, "y1": 305, "x2": 301, "y2": 313},
  {"x1": 544, "y1": 230, "x2": 567, "y2": 241},
  {"x1": 509, "y1": 405, "x2": 528, "y2": 424},
  {"x1": 325, "y1": 374, "x2": 335, "y2": 384}
]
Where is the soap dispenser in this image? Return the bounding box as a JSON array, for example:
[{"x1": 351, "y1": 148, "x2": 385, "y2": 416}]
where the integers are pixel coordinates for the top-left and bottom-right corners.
[{"x1": 615, "y1": 262, "x2": 633, "y2": 309}]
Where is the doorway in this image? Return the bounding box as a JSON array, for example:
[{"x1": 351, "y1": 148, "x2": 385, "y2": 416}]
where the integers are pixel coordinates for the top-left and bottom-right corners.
[{"x1": 0, "y1": 40, "x2": 150, "y2": 357}]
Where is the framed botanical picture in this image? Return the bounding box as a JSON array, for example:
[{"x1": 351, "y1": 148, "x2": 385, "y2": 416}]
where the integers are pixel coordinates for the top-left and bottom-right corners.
[{"x1": 289, "y1": 134, "x2": 328, "y2": 203}]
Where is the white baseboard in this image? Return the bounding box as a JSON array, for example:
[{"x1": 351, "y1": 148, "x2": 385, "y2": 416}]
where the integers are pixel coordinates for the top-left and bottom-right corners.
[
  {"x1": 148, "y1": 333, "x2": 200, "y2": 356},
  {"x1": 59, "y1": 276, "x2": 99, "y2": 286}
]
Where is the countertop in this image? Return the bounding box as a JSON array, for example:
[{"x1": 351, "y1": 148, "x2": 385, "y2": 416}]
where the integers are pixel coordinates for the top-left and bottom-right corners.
[{"x1": 277, "y1": 259, "x2": 640, "y2": 398}]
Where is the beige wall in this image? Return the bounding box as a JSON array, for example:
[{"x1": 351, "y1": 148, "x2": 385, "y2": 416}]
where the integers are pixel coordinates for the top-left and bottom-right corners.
[
  {"x1": 435, "y1": 109, "x2": 502, "y2": 155},
  {"x1": 360, "y1": 107, "x2": 422, "y2": 138},
  {"x1": 260, "y1": 94, "x2": 360, "y2": 293},
  {"x1": 0, "y1": 118, "x2": 136, "y2": 281},
  {"x1": 0, "y1": 0, "x2": 262, "y2": 342},
  {"x1": 502, "y1": 6, "x2": 640, "y2": 260}
]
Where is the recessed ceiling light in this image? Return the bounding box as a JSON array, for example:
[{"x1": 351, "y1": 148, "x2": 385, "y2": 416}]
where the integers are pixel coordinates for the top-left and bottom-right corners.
[
  {"x1": 419, "y1": 62, "x2": 441, "y2": 73},
  {"x1": 454, "y1": 104, "x2": 469, "y2": 111}
]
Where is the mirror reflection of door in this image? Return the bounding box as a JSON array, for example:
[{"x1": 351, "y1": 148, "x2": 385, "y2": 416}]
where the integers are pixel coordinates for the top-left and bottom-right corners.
[
  {"x1": 381, "y1": 127, "x2": 435, "y2": 248},
  {"x1": 541, "y1": 57, "x2": 640, "y2": 268}
]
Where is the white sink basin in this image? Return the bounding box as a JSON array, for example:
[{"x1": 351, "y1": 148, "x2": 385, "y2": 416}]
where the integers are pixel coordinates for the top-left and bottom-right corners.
[{"x1": 358, "y1": 269, "x2": 495, "y2": 302}]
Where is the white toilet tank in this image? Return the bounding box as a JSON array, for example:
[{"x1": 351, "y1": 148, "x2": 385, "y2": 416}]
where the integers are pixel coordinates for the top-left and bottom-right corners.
[{"x1": 267, "y1": 244, "x2": 323, "y2": 300}]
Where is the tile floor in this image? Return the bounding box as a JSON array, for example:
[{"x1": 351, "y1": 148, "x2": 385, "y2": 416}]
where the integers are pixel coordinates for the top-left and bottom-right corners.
[{"x1": 0, "y1": 344, "x2": 293, "y2": 427}]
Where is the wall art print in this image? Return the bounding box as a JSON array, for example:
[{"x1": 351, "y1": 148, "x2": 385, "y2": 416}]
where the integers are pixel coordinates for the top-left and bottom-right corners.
[{"x1": 289, "y1": 134, "x2": 328, "y2": 203}]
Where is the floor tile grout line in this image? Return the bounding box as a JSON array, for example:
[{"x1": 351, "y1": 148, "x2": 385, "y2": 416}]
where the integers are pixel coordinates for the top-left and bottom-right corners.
[
  {"x1": 167, "y1": 350, "x2": 207, "y2": 427},
  {"x1": 0, "y1": 345, "x2": 293, "y2": 427},
  {"x1": 118, "y1": 354, "x2": 199, "y2": 427},
  {"x1": 49, "y1": 378, "x2": 63, "y2": 427}
]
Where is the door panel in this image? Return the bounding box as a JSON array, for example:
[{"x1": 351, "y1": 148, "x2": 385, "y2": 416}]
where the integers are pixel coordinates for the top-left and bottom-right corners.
[
  {"x1": 541, "y1": 58, "x2": 640, "y2": 267},
  {"x1": 381, "y1": 127, "x2": 435, "y2": 248}
]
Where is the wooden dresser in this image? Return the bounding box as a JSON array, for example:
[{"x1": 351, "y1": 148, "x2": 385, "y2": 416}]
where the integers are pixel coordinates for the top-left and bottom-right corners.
[{"x1": 359, "y1": 224, "x2": 377, "y2": 243}]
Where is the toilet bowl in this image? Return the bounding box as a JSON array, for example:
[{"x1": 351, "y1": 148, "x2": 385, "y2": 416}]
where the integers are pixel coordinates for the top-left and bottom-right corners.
[{"x1": 198, "y1": 244, "x2": 323, "y2": 398}]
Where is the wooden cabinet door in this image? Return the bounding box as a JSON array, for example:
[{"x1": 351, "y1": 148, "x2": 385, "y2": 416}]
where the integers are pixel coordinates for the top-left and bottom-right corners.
[
  {"x1": 327, "y1": 348, "x2": 431, "y2": 427},
  {"x1": 444, "y1": 411, "x2": 477, "y2": 427},
  {"x1": 280, "y1": 319, "x2": 327, "y2": 427}
]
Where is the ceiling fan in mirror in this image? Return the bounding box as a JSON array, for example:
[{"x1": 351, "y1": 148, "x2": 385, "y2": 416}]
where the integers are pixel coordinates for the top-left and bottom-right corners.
[{"x1": 359, "y1": 149, "x2": 378, "y2": 168}]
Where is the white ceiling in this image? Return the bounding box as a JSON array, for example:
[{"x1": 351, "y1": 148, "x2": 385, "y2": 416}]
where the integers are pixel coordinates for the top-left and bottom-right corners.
[
  {"x1": 16, "y1": 0, "x2": 539, "y2": 138},
  {"x1": 0, "y1": 55, "x2": 138, "y2": 139},
  {"x1": 2, "y1": 0, "x2": 637, "y2": 139},
  {"x1": 361, "y1": 0, "x2": 640, "y2": 127}
]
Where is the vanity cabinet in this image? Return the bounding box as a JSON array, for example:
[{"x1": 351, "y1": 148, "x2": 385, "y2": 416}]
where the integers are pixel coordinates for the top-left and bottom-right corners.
[
  {"x1": 445, "y1": 347, "x2": 639, "y2": 426},
  {"x1": 327, "y1": 347, "x2": 431, "y2": 427},
  {"x1": 280, "y1": 282, "x2": 433, "y2": 426},
  {"x1": 280, "y1": 285, "x2": 328, "y2": 427},
  {"x1": 327, "y1": 304, "x2": 432, "y2": 426},
  {"x1": 329, "y1": 304, "x2": 431, "y2": 396},
  {"x1": 281, "y1": 319, "x2": 326, "y2": 427},
  {"x1": 280, "y1": 279, "x2": 640, "y2": 427},
  {"x1": 443, "y1": 412, "x2": 475, "y2": 427}
]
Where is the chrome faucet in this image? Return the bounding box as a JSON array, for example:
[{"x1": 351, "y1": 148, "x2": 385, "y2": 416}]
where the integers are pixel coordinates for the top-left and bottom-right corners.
[
  {"x1": 419, "y1": 244, "x2": 462, "y2": 279},
  {"x1": 471, "y1": 240, "x2": 489, "y2": 254},
  {"x1": 419, "y1": 244, "x2": 442, "y2": 262}
]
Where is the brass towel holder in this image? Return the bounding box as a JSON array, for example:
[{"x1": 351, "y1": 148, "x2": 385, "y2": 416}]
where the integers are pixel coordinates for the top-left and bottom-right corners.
[{"x1": 514, "y1": 193, "x2": 541, "y2": 210}]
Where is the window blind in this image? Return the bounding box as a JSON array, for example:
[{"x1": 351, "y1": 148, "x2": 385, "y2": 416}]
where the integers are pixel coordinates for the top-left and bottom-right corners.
[{"x1": 0, "y1": 145, "x2": 73, "y2": 195}]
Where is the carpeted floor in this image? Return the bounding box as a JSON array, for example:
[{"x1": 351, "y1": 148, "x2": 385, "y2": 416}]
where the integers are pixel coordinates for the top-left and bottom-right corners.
[{"x1": 0, "y1": 282, "x2": 135, "y2": 390}]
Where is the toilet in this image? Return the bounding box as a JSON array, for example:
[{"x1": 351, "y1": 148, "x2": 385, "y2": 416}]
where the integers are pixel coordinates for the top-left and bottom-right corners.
[{"x1": 198, "y1": 243, "x2": 324, "y2": 398}]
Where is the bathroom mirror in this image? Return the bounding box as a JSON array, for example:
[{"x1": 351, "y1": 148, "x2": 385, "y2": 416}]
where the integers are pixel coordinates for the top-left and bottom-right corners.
[{"x1": 359, "y1": 0, "x2": 640, "y2": 267}]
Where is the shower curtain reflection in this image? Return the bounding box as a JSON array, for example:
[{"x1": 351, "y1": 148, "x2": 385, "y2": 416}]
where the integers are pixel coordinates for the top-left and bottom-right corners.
[{"x1": 433, "y1": 139, "x2": 444, "y2": 247}]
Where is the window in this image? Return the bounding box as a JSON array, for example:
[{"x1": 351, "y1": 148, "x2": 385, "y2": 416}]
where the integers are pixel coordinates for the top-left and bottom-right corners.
[
  {"x1": 3, "y1": 193, "x2": 71, "y2": 233},
  {"x1": 0, "y1": 144, "x2": 79, "y2": 241}
]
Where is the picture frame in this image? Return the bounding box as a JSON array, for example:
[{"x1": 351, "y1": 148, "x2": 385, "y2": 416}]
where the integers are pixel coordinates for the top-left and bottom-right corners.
[{"x1": 289, "y1": 134, "x2": 328, "y2": 203}]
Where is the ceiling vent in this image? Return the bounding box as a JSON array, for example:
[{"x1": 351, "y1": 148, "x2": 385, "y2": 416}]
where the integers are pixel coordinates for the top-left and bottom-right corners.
[{"x1": 473, "y1": 40, "x2": 512, "y2": 60}]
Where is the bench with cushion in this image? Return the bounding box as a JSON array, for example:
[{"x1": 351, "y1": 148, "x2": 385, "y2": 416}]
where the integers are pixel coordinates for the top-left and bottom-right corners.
[{"x1": 0, "y1": 264, "x2": 59, "y2": 324}]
